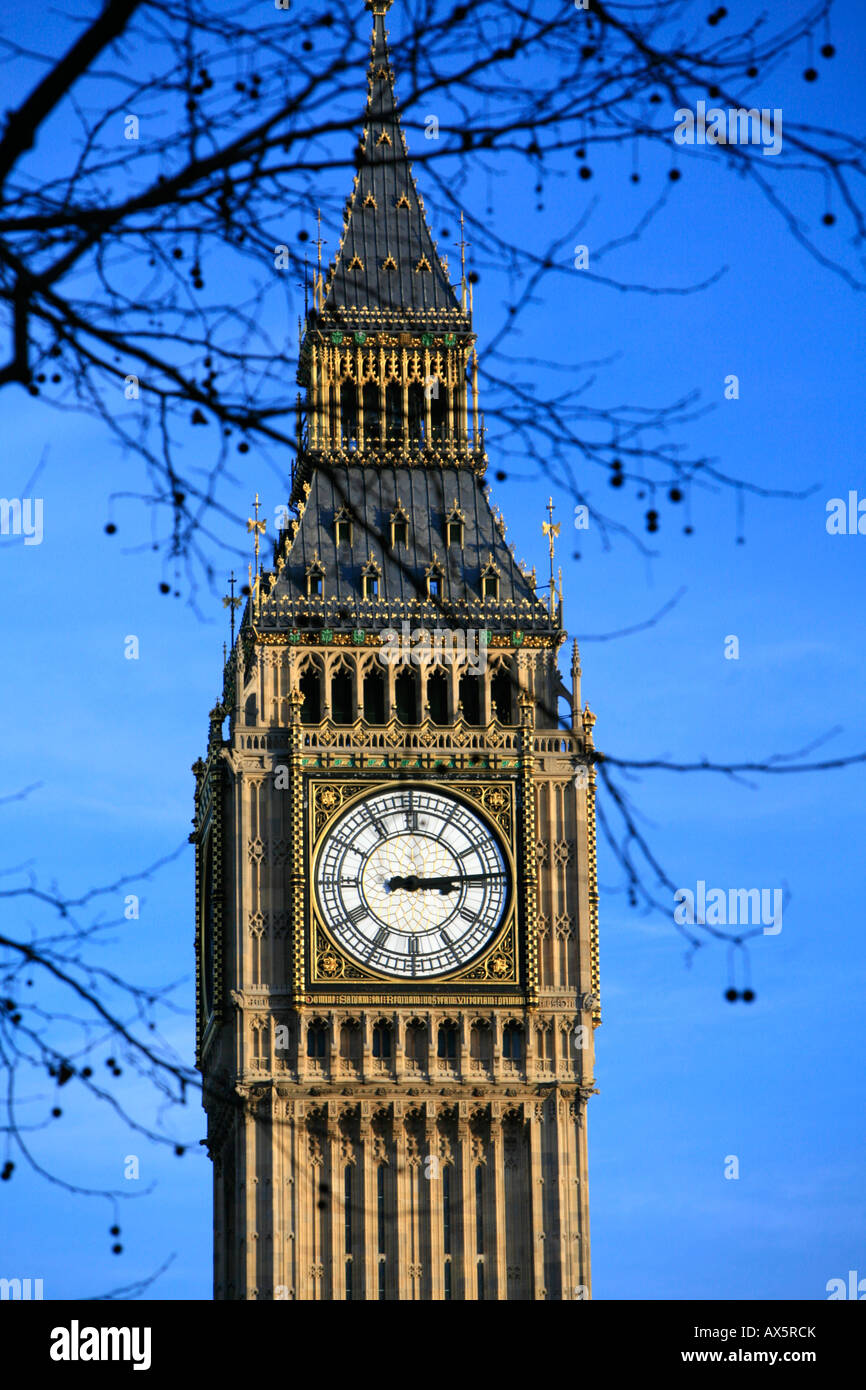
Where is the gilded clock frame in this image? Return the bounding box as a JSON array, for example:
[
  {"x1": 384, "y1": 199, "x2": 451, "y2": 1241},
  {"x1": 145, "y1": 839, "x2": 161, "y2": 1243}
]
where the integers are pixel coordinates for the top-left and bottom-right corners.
[{"x1": 305, "y1": 776, "x2": 524, "y2": 998}]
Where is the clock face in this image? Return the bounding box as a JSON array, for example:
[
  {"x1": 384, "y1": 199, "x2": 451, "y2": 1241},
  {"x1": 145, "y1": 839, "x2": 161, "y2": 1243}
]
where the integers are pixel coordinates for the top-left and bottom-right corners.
[{"x1": 314, "y1": 786, "x2": 510, "y2": 979}]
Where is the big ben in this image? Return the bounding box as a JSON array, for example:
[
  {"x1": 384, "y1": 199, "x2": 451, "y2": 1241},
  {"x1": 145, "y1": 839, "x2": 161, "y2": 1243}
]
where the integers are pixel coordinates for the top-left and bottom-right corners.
[{"x1": 193, "y1": 0, "x2": 600, "y2": 1301}]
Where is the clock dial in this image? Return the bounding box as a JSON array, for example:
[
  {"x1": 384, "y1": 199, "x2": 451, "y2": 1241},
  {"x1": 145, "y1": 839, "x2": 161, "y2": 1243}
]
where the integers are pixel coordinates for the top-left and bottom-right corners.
[{"x1": 315, "y1": 787, "x2": 510, "y2": 978}]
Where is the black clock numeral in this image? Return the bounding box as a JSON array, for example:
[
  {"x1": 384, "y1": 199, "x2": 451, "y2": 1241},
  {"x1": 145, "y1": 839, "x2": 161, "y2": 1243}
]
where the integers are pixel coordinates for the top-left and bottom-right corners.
[
  {"x1": 363, "y1": 806, "x2": 387, "y2": 839},
  {"x1": 458, "y1": 908, "x2": 477, "y2": 924},
  {"x1": 438, "y1": 930, "x2": 461, "y2": 964},
  {"x1": 408, "y1": 937, "x2": 419, "y2": 955},
  {"x1": 347, "y1": 905, "x2": 366, "y2": 923},
  {"x1": 372, "y1": 927, "x2": 389, "y2": 948},
  {"x1": 339, "y1": 878, "x2": 358, "y2": 887}
]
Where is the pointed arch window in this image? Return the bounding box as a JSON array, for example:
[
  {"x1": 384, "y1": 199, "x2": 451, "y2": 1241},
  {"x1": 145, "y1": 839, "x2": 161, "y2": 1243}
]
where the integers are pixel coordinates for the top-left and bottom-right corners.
[
  {"x1": 415, "y1": 255, "x2": 432, "y2": 274},
  {"x1": 376, "y1": 129, "x2": 392, "y2": 146},
  {"x1": 331, "y1": 662, "x2": 354, "y2": 725},
  {"x1": 395, "y1": 667, "x2": 419, "y2": 725},
  {"x1": 395, "y1": 191, "x2": 411, "y2": 209},
  {"x1": 491, "y1": 663, "x2": 514, "y2": 724},
  {"x1": 404, "y1": 1018, "x2": 427, "y2": 1064},
  {"x1": 407, "y1": 381, "x2": 424, "y2": 443},
  {"x1": 446, "y1": 501, "x2": 465, "y2": 549},
  {"x1": 381, "y1": 254, "x2": 397, "y2": 272},
  {"x1": 425, "y1": 557, "x2": 445, "y2": 601},
  {"x1": 335, "y1": 505, "x2": 353, "y2": 546},
  {"x1": 480, "y1": 554, "x2": 500, "y2": 600},
  {"x1": 437, "y1": 1020, "x2": 458, "y2": 1060},
  {"x1": 307, "y1": 1018, "x2": 328, "y2": 1058},
  {"x1": 385, "y1": 380, "x2": 402, "y2": 440},
  {"x1": 363, "y1": 381, "x2": 381, "y2": 440},
  {"x1": 427, "y1": 667, "x2": 448, "y2": 725},
  {"x1": 363, "y1": 665, "x2": 385, "y2": 724},
  {"x1": 390, "y1": 500, "x2": 410, "y2": 549},
  {"x1": 305, "y1": 555, "x2": 325, "y2": 598},
  {"x1": 299, "y1": 666, "x2": 322, "y2": 724},
  {"x1": 361, "y1": 555, "x2": 381, "y2": 601},
  {"x1": 469, "y1": 1018, "x2": 492, "y2": 1063},
  {"x1": 347, "y1": 254, "x2": 364, "y2": 272},
  {"x1": 340, "y1": 1018, "x2": 361, "y2": 1064},
  {"x1": 363, "y1": 192, "x2": 377, "y2": 208},
  {"x1": 503, "y1": 1021, "x2": 524, "y2": 1061},
  {"x1": 458, "y1": 671, "x2": 481, "y2": 725},
  {"x1": 372, "y1": 1018, "x2": 393, "y2": 1059},
  {"x1": 340, "y1": 384, "x2": 358, "y2": 446}
]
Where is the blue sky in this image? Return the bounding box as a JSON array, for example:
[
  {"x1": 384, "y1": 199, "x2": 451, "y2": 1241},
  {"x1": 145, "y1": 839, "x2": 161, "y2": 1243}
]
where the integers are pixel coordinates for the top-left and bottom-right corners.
[{"x1": 1, "y1": 0, "x2": 865, "y2": 1299}]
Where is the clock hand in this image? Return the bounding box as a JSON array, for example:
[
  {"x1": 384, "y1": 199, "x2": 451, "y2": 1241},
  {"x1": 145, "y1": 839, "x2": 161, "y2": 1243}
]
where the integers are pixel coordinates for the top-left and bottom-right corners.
[{"x1": 388, "y1": 873, "x2": 505, "y2": 893}]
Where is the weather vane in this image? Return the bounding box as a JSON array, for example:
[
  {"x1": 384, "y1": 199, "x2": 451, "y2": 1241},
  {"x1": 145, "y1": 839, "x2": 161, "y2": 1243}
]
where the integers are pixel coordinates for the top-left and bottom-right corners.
[
  {"x1": 247, "y1": 494, "x2": 266, "y2": 620},
  {"x1": 542, "y1": 497, "x2": 560, "y2": 619}
]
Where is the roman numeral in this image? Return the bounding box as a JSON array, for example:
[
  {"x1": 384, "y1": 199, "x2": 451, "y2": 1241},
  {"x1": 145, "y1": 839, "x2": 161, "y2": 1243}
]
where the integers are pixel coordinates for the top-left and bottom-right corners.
[
  {"x1": 438, "y1": 931, "x2": 461, "y2": 964},
  {"x1": 372, "y1": 927, "x2": 389, "y2": 948},
  {"x1": 348, "y1": 906, "x2": 366, "y2": 923},
  {"x1": 408, "y1": 937, "x2": 419, "y2": 955}
]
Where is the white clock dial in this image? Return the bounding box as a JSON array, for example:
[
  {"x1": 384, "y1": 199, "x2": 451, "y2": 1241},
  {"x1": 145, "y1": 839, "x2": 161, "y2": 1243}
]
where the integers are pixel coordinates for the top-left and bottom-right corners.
[{"x1": 315, "y1": 786, "x2": 510, "y2": 979}]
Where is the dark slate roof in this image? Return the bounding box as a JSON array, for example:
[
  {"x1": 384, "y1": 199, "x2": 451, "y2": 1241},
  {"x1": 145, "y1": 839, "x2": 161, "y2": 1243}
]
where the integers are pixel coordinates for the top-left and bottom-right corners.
[
  {"x1": 257, "y1": 465, "x2": 552, "y2": 632},
  {"x1": 320, "y1": 7, "x2": 470, "y2": 331}
]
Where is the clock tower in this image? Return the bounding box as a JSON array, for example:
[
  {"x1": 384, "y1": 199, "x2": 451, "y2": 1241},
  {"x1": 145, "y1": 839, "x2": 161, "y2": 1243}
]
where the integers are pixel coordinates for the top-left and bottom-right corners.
[{"x1": 193, "y1": 0, "x2": 600, "y2": 1301}]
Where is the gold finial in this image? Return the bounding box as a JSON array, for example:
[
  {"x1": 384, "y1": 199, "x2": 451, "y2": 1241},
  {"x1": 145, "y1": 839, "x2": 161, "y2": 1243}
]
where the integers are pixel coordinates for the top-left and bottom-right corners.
[
  {"x1": 457, "y1": 211, "x2": 470, "y2": 312},
  {"x1": 313, "y1": 209, "x2": 328, "y2": 311},
  {"x1": 247, "y1": 494, "x2": 266, "y2": 620},
  {"x1": 222, "y1": 569, "x2": 242, "y2": 645},
  {"x1": 542, "y1": 497, "x2": 560, "y2": 619}
]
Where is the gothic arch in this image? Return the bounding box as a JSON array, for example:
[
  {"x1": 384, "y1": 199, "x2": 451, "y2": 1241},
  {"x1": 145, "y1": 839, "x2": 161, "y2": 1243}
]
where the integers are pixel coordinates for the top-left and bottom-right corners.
[
  {"x1": 330, "y1": 658, "x2": 355, "y2": 725},
  {"x1": 298, "y1": 657, "x2": 323, "y2": 725},
  {"x1": 427, "y1": 665, "x2": 449, "y2": 724}
]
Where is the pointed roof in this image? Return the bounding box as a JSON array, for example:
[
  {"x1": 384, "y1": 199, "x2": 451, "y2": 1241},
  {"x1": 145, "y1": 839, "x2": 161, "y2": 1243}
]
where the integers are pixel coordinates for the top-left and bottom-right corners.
[
  {"x1": 261, "y1": 464, "x2": 551, "y2": 630},
  {"x1": 320, "y1": 2, "x2": 470, "y2": 332}
]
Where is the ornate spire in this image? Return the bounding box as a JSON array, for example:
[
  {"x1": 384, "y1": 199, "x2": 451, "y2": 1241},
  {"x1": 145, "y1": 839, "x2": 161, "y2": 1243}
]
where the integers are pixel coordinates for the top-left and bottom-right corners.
[{"x1": 319, "y1": 3, "x2": 469, "y2": 330}]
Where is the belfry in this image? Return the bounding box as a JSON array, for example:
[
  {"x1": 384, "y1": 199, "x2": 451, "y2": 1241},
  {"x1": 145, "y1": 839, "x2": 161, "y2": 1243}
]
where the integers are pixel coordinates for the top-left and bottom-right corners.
[{"x1": 194, "y1": 0, "x2": 600, "y2": 1300}]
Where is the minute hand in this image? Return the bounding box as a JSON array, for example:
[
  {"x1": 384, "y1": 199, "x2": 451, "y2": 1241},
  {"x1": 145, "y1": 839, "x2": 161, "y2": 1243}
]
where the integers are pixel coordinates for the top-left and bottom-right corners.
[{"x1": 388, "y1": 873, "x2": 505, "y2": 893}]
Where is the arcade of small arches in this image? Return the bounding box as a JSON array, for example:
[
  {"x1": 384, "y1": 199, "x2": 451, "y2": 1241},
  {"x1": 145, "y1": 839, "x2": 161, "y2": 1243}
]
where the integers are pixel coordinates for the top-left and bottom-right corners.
[
  {"x1": 303, "y1": 340, "x2": 481, "y2": 456},
  {"x1": 245, "y1": 653, "x2": 521, "y2": 728},
  {"x1": 248, "y1": 1012, "x2": 583, "y2": 1081},
  {"x1": 304, "y1": 1015, "x2": 525, "y2": 1068}
]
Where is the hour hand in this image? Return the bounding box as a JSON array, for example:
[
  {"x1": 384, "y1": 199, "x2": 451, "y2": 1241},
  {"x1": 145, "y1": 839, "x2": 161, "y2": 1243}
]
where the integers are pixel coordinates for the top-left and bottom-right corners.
[{"x1": 388, "y1": 873, "x2": 452, "y2": 893}]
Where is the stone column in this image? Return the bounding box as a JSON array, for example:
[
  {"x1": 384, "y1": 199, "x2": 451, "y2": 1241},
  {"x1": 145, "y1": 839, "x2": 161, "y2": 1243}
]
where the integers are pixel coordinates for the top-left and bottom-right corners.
[
  {"x1": 426, "y1": 1101, "x2": 443, "y2": 1300},
  {"x1": 393, "y1": 1101, "x2": 411, "y2": 1300},
  {"x1": 456, "y1": 1102, "x2": 474, "y2": 1298},
  {"x1": 327, "y1": 1100, "x2": 342, "y2": 1300},
  {"x1": 526, "y1": 1099, "x2": 546, "y2": 1299},
  {"x1": 360, "y1": 1103, "x2": 377, "y2": 1301},
  {"x1": 490, "y1": 1104, "x2": 508, "y2": 1299}
]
